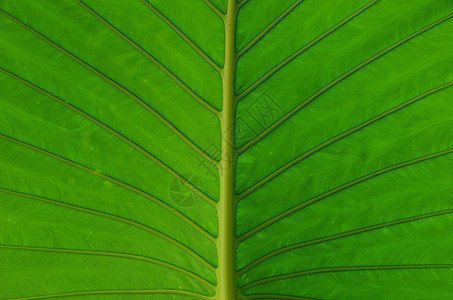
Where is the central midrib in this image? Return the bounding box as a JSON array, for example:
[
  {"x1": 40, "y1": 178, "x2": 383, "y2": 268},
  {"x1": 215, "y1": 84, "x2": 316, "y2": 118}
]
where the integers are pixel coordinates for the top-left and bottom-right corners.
[{"x1": 217, "y1": 0, "x2": 239, "y2": 299}]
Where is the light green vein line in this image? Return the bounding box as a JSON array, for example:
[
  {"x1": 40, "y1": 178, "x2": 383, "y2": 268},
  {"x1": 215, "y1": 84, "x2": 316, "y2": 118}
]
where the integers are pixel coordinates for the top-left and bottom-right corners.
[
  {"x1": 72, "y1": 0, "x2": 220, "y2": 116},
  {"x1": 246, "y1": 294, "x2": 317, "y2": 300},
  {"x1": 0, "y1": 244, "x2": 215, "y2": 290},
  {"x1": 238, "y1": 13, "x2": 453, "y2": 153},
  {"x1": 240, "y1": 264, "x2": 453, "y2": 291},
  {"x1": 0, "y1": 66, "x2": 217, "y2": 230},
  {"x1": 202, "y1": 0, "x2": 225, "y2": 19},
  {"x1": 237, "y1": 0, "x2": 305, "y2": 57},
  {"x1": 238, "y1": 148, "x2": 453, "y2": 242},
  {"x1": 0, "y1": 67, "x2": 217, "y2": 210},
  {"x1": 8, "y1": 289, "x2": 213, "y2": 300},
  {"x1": 237, "y1": 0, "x2": 251, "y2": 9},
  {"x1": 0, "y1": 133, "x2": 216, "y2": 246},
  {"x1": 0, "y1": 9, "x2": 219, "y2": 168},
  {"x1": 138, "y1": 0, "x2": 222, "y2": 72},
  {"x1": 238, "y1": 209, "x2": 453, "y2": 275},
  {"x1": 237, "y1": 82, "x2": 453, "y2": 200},
  {"x1": 0, "y1": 188, "x2": 216, "y2": 273},
  {"x1": 236, "y1": 0, "x2": 379, "y2": 100}
]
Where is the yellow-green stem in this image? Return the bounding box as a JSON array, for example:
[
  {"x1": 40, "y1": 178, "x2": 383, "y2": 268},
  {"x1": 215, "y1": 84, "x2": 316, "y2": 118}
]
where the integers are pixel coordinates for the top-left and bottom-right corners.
[{"x1": 217, "y1": 0, "x2": 239, "y2": 299}]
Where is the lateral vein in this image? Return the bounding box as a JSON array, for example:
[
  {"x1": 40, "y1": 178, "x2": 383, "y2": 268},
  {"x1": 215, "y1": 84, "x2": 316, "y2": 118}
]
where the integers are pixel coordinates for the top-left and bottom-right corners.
[
  {"x1": 236, "y1": 0, "x2": 379, "y2": 101},
  {"x1": 139, "y1": 0, "x2": 222, "y2": 72},
  {"x1": 246, "y1": 294, "x2": 319, "y2": 300},
  {"x1": 237, "y1": 82, "x2": 453, "y2": 200},
  {"x1": 0, "y1": 66, "x2": 217, "y2": 210},
  {"x1": 74, "y1": 0, "x2": 220, "y2": 116},
  {"x1": 0, "y1": 8, "x2": 219, "y2": 169},
  {"x1": 238, "y1": 12, "x2": 453, "y2": 153},
  {"x1": 7, "y1": 289, "x2": 213, "y2": 300},
  {"x1": 202, "y1": 0, "x2": 225, "y2": 20},
  {"x1": 239, "y1": 209, "x2": 453, "y2": 275},
  {"x1": 237, "y1": 0, "x2": 306, "y2": 57},
  {"x1": 0, "y1": 132, "x2": 217, "y2": 245},
  {"x1": 237, "y1": 0, "x2": 251, "y2": 10},
  {"x1": 238, "y1": 148, "x2": 453, "y2": 242},
  {"x1": 0, "y1": 188, "x2": 216, "y2": 273},
  {"x1": 240, "y1": 264, "x2": 453, "y2": 291},
  {"x1": 0, "y1": 244, "x2": 215, "y2": 289}
]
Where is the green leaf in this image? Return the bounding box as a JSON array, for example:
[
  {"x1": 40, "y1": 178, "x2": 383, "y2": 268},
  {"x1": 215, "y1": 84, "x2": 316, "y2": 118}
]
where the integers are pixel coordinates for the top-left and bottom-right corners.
[{"x1": 1, "y1": 0, "x2": 453, "y2": 299}]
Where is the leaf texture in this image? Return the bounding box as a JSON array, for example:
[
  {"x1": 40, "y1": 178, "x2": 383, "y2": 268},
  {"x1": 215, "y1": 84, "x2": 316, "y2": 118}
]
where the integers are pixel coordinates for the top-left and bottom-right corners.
[{"x1": 1, "y1": 0, "x2": 453, "y2": 299}]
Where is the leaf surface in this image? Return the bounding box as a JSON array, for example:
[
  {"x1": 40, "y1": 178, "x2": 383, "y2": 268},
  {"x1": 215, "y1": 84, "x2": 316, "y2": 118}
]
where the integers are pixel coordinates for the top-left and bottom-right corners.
[{"x1": 1, "y1": 0, "x2": 453, "y2": 299}]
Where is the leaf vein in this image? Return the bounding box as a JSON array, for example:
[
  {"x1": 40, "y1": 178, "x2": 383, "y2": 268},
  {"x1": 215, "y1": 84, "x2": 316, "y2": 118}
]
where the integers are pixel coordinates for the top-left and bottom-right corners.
[
  {"x1": 238, "y1": 0, "x2": 251, "y2": 10},
  {"x1": 239, "y1": 209, "x2": 453, "y2": 275},
  {"x1": 237, "y1": 0, "x2": 306, "y2": 57},
  {"x1": 0, "y1": 8, "x2": 219, "y2": 168},
  {"x1": 0, "y1": 66, "x2": 218, "y2": 210},
  {"x1": 238, "y1": 12, "x2": 453, "y2": 153},
  {"x1": 246, "y1": 294, "x2": 319, "y2": 300},
  {"x1": 137, "y1": 0, "x2": 222, "y2": 72},
  {"x1": 202, "y1": 0, "x2": 225, "y2": 20},
  {"x1": 0, "y1": 244, "x2": 215, "y2": 290},
  {"x1": 238, "y1": 148, "x2": 453, "y2": 242},
  {"x1": 0, "y1": 133, "x2": 217, "y2": 245},
  {"x1": 241, "y1": 264, "x2": 453, "y2": 291},
  {"x1": 7, "y1": 289, "x2": 213, "y2": 300},
  {"x1": 236, "y1": 0, "x2": 379, "y2": 100},
  {"x1": 0, "y1": 188, "x2": 216, "y2": 272},
  {"x1": 73, "y1": 0, "x2": 220, "y2": 115},
  {"x1": 237, "y1": 82, "x2": 453, "y2": 199}
]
